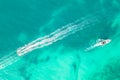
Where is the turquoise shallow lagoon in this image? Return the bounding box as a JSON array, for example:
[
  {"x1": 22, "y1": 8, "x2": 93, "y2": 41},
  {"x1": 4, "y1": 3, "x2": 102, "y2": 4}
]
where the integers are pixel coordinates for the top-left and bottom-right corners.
[{"x1": 0, "y1": 0, "x2": 120, "y2": 80}]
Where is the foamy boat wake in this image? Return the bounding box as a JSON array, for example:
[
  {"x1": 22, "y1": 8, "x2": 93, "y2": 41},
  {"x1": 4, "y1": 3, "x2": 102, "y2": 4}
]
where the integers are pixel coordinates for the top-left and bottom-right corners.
[
  {"x1": 0, "y1": 14, "x2": 101, "y2": 69},
  {"x1": 17, "y1": 15, "x2": 99, "y2": 56},
  {"x1": 0, "y1": 51, "x2": 20, "y2": 69}
]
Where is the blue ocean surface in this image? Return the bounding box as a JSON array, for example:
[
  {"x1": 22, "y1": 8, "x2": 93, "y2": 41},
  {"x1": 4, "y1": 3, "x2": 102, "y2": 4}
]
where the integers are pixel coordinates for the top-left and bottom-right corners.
[{"x1": 0, "y1": 0, "x2": 120, "y2": 80}]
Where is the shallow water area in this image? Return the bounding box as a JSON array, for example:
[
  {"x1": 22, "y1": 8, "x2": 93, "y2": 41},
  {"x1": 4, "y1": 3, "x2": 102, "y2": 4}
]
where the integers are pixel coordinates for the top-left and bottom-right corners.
[{"x1": 0, "y1": 0, "x2": 120, "y2": 80}]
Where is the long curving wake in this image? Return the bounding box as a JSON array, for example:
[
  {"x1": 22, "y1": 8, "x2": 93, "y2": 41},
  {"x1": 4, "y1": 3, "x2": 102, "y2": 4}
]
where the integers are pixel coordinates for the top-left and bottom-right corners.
[
  {"x1": 17, "y1": 15, "x2": 100, "y2": 56},
  {"x1": 0, "y1": 14, "x2": 102, "y2": 69}
]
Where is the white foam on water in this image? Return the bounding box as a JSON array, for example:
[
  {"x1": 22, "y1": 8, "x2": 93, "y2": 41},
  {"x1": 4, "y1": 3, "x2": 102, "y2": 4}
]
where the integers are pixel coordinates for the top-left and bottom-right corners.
[
  {"x1": 0, "y1": 14, "x2": 101, "y2": 69},
  {"x1": 17, "y1": 15, "x2": 99, "y2": 56},
  {"x1": 0, "y1": 51, "x2": 20, "y2": 69}
]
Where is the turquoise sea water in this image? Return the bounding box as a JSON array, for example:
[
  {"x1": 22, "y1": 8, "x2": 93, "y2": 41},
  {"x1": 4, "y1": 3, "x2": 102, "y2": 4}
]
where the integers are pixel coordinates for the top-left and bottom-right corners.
[{"x1": 0, "y1": 0, "x2": 120, "y2": 80}]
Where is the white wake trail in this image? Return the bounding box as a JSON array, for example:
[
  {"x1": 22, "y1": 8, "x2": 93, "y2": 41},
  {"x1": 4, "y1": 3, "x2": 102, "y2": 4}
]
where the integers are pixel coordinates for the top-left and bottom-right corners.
[
  {"x1": 17, "y1": 15, "x2": 100, "y2": 56},
  {"x1": 0, "y1": 14, "x2": 101, "y2": 69},
  {"x1": 0, "y1": 51, "x2": 20, "y2": 69}
]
